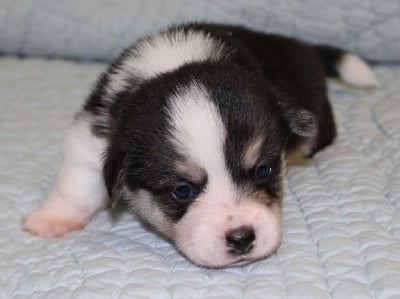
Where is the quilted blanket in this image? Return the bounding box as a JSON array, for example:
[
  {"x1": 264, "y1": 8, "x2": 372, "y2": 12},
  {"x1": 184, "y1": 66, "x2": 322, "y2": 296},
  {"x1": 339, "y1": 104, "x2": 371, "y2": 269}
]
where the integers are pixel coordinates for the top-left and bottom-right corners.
[
  {"x1": 0, "y1": 0, "x2": 399, "y2": 62},
  {"x1": 1, "y1": 57, "x2": 400, "y2": 298}
]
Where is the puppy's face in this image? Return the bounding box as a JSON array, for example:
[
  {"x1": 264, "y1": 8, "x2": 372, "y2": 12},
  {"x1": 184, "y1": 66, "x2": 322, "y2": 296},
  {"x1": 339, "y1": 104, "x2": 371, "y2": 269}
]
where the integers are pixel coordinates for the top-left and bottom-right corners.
[{"x1": 104, "y1": 65, "x2": 314, "y2": 268}]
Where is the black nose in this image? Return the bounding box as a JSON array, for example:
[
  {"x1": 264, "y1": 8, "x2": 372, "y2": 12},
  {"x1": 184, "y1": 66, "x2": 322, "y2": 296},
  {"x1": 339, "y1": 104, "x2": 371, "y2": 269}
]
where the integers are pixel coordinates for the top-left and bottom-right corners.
[{"x1": 225, "y1": 226, "x2": 255, "y2": 255}]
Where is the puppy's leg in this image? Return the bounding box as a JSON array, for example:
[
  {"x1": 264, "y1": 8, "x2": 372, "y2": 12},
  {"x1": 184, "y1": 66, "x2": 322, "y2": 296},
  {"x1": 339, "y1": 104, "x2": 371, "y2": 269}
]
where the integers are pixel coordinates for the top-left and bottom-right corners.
[{"x1": 23, "y1": 113, "x2": 107, "y2": 237}]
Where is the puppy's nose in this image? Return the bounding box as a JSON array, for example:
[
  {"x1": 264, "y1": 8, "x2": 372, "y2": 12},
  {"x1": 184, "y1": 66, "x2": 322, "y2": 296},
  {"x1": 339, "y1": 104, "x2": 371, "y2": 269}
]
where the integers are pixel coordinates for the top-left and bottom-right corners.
[{"x1": 225, "y1": 226, "x2": 255, "y2": 255}]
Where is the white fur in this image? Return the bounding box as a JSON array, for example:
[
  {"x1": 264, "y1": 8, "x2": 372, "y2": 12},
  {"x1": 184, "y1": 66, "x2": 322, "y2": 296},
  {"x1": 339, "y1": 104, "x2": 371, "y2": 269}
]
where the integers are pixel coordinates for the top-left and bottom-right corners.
[
  {"x1": 167, "y1": 83, "x2": 281, "y2": 267},
  {"x1": 338, "y1": 54, "x2": 380, "y2": 87},
  {"x1": 23, "y1": 114, "x2": 107, "y2": 237},
  {"x1": 106, "y1": 29, "x2": 231, "y2": 99},
  {"x1": 169, "y1": 83, "x2": 234, "y2": 199}
]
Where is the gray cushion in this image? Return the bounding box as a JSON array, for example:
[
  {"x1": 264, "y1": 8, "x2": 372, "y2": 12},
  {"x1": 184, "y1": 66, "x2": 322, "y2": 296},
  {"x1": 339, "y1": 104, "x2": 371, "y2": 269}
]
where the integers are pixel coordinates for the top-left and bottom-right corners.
[{"x1": 0, "y1": 0, "x2": 399, "y2": 62}]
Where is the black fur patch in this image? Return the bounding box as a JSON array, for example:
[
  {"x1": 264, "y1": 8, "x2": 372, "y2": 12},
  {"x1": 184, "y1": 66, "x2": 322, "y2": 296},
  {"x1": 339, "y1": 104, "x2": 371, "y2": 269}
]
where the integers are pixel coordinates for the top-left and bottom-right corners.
[{"x1": 313, "y1": 45, "x2": 345, "y2": 78}]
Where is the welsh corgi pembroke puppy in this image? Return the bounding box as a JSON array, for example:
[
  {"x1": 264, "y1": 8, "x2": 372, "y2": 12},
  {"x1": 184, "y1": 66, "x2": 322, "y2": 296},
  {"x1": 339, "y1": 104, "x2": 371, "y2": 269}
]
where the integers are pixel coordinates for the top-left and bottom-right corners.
[{"x1": 24, "y1": 23, "x2": 378, "y2": 268}]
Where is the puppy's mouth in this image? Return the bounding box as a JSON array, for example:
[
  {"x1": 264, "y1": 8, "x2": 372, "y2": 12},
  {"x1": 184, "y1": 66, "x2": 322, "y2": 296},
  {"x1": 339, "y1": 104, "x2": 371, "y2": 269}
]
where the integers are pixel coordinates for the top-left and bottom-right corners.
[
  {"x1": 196, "y1": 255, "x2": 262, "y2": 269},
  {"x1": 230, "y1": 258, "x2": 252, "y2": 266},
  {"x1": 194, "y1": 258, "x2": 253, "y2": 269},
  {"x1": 228, "y1": 251, "x2": 267, "y2": 267},
  {"x1": 227, "y1": 251, "x2": 276, "y2": 268},
  {"x1": 190, "y1": 249, "x2": 264, "y2": 269},
  {"x1": 178, "y1": 247, "x2": 258, "y2": 269}
]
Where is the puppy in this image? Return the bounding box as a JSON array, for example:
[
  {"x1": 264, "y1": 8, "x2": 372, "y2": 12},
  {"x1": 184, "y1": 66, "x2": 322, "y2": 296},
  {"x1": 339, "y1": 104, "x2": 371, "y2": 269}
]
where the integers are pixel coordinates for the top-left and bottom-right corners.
[{"x1": 23, "y1": 23, "x2": 378, "y2": 268}]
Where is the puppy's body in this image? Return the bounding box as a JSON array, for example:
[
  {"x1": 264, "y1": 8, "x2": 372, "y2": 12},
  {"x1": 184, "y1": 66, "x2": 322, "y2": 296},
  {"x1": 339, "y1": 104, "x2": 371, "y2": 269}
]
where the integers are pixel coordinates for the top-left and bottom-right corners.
[{"x1": 24, "y1": 24, "x2": 378, "y2": 268}]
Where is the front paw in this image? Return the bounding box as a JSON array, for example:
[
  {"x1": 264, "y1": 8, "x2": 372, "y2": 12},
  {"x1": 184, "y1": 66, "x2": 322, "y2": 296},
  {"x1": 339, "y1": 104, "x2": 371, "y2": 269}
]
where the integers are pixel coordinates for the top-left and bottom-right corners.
[{"x1": 23, "y1": 206, "x2": 86, "y2": 238}]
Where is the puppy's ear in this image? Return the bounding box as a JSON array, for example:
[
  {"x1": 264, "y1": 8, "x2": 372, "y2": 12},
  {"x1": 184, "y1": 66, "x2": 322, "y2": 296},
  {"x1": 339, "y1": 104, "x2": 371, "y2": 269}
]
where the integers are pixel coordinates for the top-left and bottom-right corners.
[
  {"x1": 285, "y1": 107, "x2": 317, "y2": 137},
  {"x1": 103, "y1": 142, "x2": 126, "y2": 209},
  {"x1": 278, "y1": 100, "x2": 317, "y2": 137}
]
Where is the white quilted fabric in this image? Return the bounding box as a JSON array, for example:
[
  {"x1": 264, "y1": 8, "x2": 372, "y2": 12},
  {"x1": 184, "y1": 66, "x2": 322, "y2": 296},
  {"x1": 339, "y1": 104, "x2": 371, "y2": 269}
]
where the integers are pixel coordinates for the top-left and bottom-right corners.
[{"x1": 1, "y1": 57, "x2": 400, "y2": 298}]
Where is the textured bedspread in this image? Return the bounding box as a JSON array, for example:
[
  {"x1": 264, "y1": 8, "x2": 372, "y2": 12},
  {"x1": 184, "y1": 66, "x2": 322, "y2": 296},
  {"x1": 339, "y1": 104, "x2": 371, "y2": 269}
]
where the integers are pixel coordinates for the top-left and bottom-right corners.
[{"x1": 1, "y1": 57, "x2": 400, "y2": 298}]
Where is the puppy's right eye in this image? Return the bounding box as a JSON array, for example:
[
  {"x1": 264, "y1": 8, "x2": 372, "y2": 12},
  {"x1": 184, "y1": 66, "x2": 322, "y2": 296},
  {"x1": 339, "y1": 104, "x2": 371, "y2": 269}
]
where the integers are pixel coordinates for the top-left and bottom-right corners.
[
  {"x1": 254, "y1": 163, "x2": 272, "y2": 183},
  {"x1": 173, "y1": 183, "x2": 194, "y2": 202}
]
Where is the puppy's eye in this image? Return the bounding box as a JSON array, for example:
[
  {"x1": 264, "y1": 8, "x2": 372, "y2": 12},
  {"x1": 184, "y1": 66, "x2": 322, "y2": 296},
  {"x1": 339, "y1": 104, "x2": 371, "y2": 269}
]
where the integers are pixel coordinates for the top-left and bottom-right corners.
[
  {"x1": 173, "y1": 183, "x2": 194, "y2": 202},
  {"x1": 254, "y1": 164, "x2": 272, "y2": 181}
]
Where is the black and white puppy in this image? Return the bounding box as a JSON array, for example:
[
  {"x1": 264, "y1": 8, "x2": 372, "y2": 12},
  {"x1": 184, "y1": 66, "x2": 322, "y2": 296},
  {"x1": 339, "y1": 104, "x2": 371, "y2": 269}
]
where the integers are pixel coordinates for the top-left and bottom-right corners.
[{"x1": 24, "y1": 23, "x2": 378, "y2": 268}]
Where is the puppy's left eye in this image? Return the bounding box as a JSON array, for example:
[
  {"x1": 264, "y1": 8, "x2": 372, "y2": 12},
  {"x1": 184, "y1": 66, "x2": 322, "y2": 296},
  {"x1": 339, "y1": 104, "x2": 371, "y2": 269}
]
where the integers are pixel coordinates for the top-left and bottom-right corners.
[
  {"x1": 173, "y1": 183, "x2": 194, "y2": 202},
  {"x1": 254, "y1": 164, "x2": 272, "y2": 181}
]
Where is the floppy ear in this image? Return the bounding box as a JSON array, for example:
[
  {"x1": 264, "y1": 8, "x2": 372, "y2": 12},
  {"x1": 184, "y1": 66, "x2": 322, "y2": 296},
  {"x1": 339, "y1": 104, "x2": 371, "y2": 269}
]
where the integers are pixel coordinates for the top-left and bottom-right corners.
[
  {"x1": 285, "y1": 107, "x2": 317, "y2": 137},
  {"x1": 277, "y1": 100, "x2": 317, "y2": 137},
  {"x1": 103, "y1": 141, "x2": 126, "y2": 209}
]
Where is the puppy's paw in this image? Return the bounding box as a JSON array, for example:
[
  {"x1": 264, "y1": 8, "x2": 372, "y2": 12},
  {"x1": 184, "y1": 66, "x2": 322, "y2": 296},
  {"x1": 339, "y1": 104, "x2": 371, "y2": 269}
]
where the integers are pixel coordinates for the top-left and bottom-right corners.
[{"x1": 23, "y1": 206, "x2": 86, "y2": 238}]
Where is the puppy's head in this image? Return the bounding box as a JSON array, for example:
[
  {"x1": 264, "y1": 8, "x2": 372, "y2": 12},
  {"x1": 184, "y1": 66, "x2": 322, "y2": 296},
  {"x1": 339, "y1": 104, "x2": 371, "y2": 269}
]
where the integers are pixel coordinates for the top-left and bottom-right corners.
[{"x1": 104, "y1": 64, "x2": 315, "y2": 268}]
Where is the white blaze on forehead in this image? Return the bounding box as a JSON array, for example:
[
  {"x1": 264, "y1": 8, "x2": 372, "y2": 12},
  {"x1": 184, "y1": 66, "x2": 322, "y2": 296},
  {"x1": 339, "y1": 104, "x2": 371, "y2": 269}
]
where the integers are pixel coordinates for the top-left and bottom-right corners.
[
  {"x1": 106, "y1": 29, "x2": 230, "y2": 98},
  {"x1": 168, "y1": 83, "x2": 234, "y2": 197}
]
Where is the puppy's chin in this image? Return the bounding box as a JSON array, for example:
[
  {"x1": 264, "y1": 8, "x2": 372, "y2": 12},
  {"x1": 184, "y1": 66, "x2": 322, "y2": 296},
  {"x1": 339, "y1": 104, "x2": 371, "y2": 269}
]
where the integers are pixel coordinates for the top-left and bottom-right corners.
[
  {"x1": 172, "y1": 200, "x2": 282, "y2": 268},
  {"x1": 176, "y1": 236, "x2": 281, "y2": 269}
]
